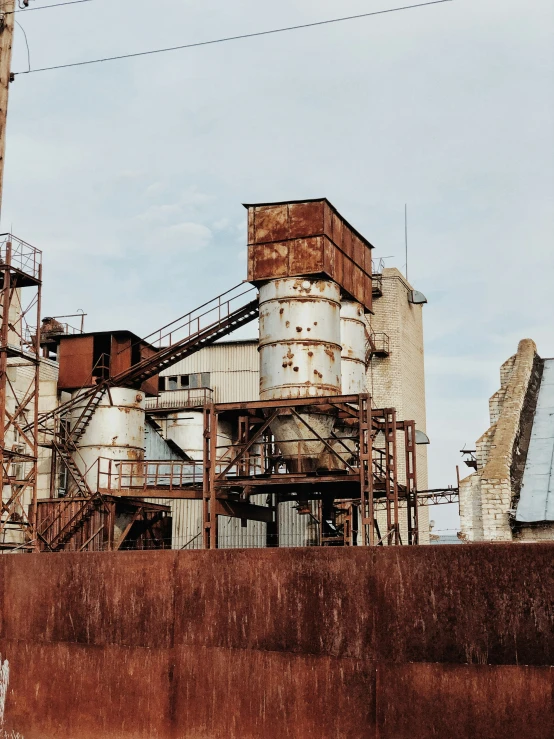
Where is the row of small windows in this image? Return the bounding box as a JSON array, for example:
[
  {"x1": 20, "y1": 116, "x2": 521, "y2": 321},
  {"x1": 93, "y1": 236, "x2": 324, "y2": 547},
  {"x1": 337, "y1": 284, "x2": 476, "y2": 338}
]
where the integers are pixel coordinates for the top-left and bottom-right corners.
[{"x1": 161, "y1": 372, "x2": 211, "y2": 392}]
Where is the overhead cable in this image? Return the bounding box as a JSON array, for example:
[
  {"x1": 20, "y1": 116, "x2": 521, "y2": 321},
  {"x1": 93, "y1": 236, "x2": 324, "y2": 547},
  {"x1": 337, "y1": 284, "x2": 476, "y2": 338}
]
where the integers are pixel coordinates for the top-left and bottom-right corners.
[
  {"x1": 13, "y1": 0, "x2": 453, "y2": 75},
  {"x1": 11, "y1": 0, "x2": 93, "y2": 12}
]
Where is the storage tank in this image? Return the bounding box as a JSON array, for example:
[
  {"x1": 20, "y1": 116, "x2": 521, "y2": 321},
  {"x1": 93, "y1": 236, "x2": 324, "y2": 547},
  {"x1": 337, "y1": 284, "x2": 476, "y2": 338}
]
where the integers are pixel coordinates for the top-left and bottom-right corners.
[
  {"x1": 71, "y1": 387, "x2": 145, "y2": 489},
  {"x1": 323, "y1": 300, "x2": 368, "y2": 470},
  {"x1": 340, "y1": 300, "x2": 368, "y2": 394},
  {"x1": 258, "y1": 277, "x2": 342, "y2": 473},
  {"x1": 165, "y1": 411, "x2": 234, "y2": 462}
]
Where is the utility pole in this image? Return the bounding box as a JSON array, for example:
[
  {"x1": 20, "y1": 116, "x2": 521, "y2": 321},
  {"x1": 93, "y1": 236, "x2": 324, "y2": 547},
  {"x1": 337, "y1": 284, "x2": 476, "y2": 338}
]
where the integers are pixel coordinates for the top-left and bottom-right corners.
[{"x1": 0, "y1": 0, "x2": 15, "y2": 219}]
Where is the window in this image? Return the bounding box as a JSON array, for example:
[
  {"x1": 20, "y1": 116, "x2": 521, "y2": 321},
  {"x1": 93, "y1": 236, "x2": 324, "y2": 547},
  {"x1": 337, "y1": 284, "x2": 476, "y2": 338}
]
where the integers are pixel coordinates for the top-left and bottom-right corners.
[{"x1": 162, "y1": 373, "x2": 211, "y2": 391}]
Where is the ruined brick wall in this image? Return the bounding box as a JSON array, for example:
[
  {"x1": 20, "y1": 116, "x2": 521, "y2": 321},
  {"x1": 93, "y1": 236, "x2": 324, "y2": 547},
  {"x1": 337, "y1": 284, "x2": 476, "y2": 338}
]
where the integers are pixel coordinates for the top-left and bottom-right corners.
[
  {"x1": 368, "y1": 268, "x2": 429, "y2": 544},
  {"x1": 459, "y1": 339, "x2": 539, "y2": 541}
]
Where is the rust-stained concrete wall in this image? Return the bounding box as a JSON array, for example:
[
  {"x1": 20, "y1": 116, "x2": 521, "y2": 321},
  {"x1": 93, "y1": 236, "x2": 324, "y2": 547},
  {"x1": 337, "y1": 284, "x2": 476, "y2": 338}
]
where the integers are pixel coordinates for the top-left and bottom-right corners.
[{"x1": 0, "y1": 545, "x2": 553, "y2": 738}]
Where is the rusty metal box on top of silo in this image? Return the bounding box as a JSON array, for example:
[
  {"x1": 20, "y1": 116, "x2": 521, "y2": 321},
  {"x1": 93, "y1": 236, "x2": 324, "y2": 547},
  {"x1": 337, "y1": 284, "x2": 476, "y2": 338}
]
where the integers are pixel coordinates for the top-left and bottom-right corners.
[{"x1": 245, "y1": 198, "x2": 374, "y2": 312}]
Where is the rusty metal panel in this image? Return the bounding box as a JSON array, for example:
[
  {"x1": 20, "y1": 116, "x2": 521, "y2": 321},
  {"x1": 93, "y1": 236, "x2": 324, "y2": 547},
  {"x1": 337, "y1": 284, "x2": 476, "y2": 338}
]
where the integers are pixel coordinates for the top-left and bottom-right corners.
[
  {"x1": 245, "y1": 199, "x2": 373, "y2": 312},
  {"x1": 57, "y1": 334, "x2": 94, "y2": 390},
  {"x1": 110, "y1": 334, "x2": 132, "y2": 377},
  {"x1": 331, "y1": 210, "x2": 344, "y2": 252},
  {"x1": 343, "y1": 253, "x2": 354, "y2": 298},
  {"x1": 289, "y1": 200, "x2": 325, "y2": 237},
  {"x1": 139, "y1": 343, "x2": 159, "y2": 397},
  {"x1": 0, "y1": 546, "x2": 553, "y2": 738},
  {"x1": 173, "y1": 646, "x2": 376, "y2": 739},
  {"x1": 375, "y1": 663, "x2": 553, "y2": 739},
  {"x1": 250, "y1": 241, "x2": 289, "y2": 280},
  {"x1": 342, "y1": 224, "x2": 352, "y2": 262},
  {"x1": 331, "y1": 239, "x2": 343, "y2": 285},
  {"x1": 2, "y1": 550, "x2": 177, "y2": 648},
  {"x1": 288, "y1": 236, "x2": 324, "y2": 275},
  {"x1": 0, "y1": 638, "x2": 172, "y2": 739},
  {"x1": 172, "y1": 548, "x2": 377, "y2": 657},
  {"x1": 352, "y1": 263, "x2": 364, "y2": 305},
  {"x1": 371, "y1": 544, "x2": 554, "y2": 665},
  {"x1": 250, "y1": 203, "x2": 289, "y2": 244}
]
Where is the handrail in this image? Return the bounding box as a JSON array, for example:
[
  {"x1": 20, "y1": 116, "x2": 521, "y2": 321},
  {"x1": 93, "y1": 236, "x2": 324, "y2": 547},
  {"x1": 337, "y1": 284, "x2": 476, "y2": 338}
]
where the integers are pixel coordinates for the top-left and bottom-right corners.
[
  {"x1": 30, "y1": 283, "x2": 259, "y2": 431},
  {"x1": 139, "y1": 282, "x2": 256, "y2": 348}
]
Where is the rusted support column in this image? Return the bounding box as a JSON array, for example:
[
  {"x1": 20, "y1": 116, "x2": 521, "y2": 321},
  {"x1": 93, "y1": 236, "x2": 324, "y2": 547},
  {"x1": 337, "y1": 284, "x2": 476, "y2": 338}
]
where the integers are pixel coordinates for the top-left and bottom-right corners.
[
  {"x1": 202, "y1": 405, "x2": 212, "y2": 549},
  {"x1": 359, "y1": 393, "x2": 374, "y2": 546},
  {"x1": 209, "y1": 404, "x2": 218, "y2": 549},
  {"x1": 404, "y1": 420, "x2": 419, "y2": 545},
  {"x1": 384, "y1": 409, "x2": 400, "y2": 545}
]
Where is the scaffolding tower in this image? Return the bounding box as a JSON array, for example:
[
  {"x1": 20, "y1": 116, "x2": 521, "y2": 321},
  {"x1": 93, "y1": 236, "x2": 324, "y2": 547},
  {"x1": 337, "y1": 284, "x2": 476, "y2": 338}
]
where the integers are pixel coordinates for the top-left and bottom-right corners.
[{"x1": 0, "y1": 234, "x2": 41, "y2": 551}]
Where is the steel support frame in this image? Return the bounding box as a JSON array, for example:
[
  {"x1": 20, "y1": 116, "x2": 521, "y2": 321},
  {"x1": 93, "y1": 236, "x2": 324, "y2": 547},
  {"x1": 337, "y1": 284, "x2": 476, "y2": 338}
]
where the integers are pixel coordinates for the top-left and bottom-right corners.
[
  {"x1": 0, "y1": 235, "x2": 42, "y2": 552},
  {"x1": 403, "y1": 420, "x2": 419, "y2": 545},
  {"x1": 199, "y1": 394, "x2": 412, "y2": 550}
]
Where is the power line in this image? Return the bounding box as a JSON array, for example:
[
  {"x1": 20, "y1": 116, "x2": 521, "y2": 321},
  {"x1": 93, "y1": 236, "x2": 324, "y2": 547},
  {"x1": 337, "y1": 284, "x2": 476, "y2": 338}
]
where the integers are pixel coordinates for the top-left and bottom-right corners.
[
  {"x1": 15, "y1": 20, "x2": 31, "y2": 72},
  {"x1": 11, "y1": 0, "x2": 93, "y2": 12},
  {"x1": 13, "y1": 0, "x2": 453, "y2": 76}
]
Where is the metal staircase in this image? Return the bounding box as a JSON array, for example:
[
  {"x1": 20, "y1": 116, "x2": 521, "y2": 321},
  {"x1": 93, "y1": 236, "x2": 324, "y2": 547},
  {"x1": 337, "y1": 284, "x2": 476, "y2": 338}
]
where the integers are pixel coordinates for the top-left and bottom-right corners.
[
  {"x1": 36, "y1": 283, "x2": 259, "y2": 429},
  {"x1": 68, "y1": 388, "x2": 105, "y2": 447},
  {"x1": 39, "y1": 493, "x2": 105, "y2": 552},
  {"x1": 52, "y1": 439, "x2": 93, "y2": 498},
  {"x1": 34, "y1": 283, "x2": 260, "y2": 551}
]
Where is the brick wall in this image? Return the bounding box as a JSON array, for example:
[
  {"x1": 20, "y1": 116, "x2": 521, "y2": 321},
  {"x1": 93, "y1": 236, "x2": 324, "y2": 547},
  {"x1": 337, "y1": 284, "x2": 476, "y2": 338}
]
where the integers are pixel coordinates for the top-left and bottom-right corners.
[{"x1": 367, "y1": 268, "x2": 429, "y2": 544}]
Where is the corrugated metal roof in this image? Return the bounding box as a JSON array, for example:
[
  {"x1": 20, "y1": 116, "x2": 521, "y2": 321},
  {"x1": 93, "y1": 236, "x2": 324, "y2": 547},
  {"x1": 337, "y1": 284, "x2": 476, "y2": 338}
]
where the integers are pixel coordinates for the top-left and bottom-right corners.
[{"x1": 516, "y1": 359, "x2": 554, "y2": 522}]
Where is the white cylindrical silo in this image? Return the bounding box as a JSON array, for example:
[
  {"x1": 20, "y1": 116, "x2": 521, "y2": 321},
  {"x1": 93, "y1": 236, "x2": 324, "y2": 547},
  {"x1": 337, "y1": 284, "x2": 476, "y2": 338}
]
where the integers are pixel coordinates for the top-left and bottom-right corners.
[
  {"x1": 340, "y1": 300, "x2": 368, "y2": 394},
  {"x1": 322, "y1": 300, "x2": 368, "y2": 471},
  {"x1": 165, "y1": 411, "x2": 233, "y2": 461},
  {"x1": 71, "y1": 387, "x2": 145, "y2": 489},
  {"x1": 258, "y1": 277, "x2": 342, "y2": 473}
]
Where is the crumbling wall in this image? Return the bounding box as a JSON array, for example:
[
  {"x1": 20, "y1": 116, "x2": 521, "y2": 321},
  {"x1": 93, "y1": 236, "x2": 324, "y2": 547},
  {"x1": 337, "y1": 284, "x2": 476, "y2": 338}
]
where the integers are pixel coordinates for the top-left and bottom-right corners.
[
  {"x1": 459, "y1": 339, "x2": 540, "y2": 541},
  {"x1": 0, "y1": 545, "x2": 552, "y2": 739}
]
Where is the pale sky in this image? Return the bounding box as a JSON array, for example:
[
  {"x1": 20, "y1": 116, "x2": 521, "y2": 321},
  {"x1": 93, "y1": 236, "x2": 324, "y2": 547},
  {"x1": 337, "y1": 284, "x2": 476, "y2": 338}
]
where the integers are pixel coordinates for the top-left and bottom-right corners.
[{"x1": 2, "y1": 0, "x2": 553, "y2": 534}]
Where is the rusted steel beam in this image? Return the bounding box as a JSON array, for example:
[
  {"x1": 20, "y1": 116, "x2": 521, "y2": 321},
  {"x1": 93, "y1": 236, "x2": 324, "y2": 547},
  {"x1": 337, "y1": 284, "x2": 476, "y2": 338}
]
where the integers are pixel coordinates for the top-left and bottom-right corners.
[
  {"x1": 102, "y1": 487, "x2": 203, "y2": 500},
  {"x1": 215, "y1": 499, "x2": 274, "y2": 523},
  {"x1": 214, "y1": 394, "x2": 363, "y2": 412}
]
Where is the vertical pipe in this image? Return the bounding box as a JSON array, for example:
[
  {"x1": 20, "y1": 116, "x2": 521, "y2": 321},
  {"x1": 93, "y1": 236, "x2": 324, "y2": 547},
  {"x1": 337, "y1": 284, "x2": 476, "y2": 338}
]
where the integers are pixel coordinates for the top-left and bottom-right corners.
[
  {"x1": 209, "y1": 405, "x2": 218, "y2": 549},
  {"x1": 0, "y1": 242, "x2": 11, "y2": 543},
  {"x1": 202, "y1": 405, "x2": 211, "y2": 549},
  {"x1": 29, "y1": 261, "x2": 42, "y2": 550}
]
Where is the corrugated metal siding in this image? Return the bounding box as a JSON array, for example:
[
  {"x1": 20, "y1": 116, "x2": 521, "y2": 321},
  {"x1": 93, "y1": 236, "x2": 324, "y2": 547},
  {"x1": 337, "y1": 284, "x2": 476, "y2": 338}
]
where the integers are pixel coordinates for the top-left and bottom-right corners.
[
  {"x1": 168, "y1": 499, "x2": 203, "y2": 549},
  {"x1": 278, "y1": 501, "x2": 319, "y2": 547},
  {"x1": 159, "y1": 341, "x2": 259, "y2": 403},
  {"x1": 218, "y1": 494, "x2": 267, "y2": 549},
  {"x1": 145, "y1": 422, "x2": 203, "y2": 549}
]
